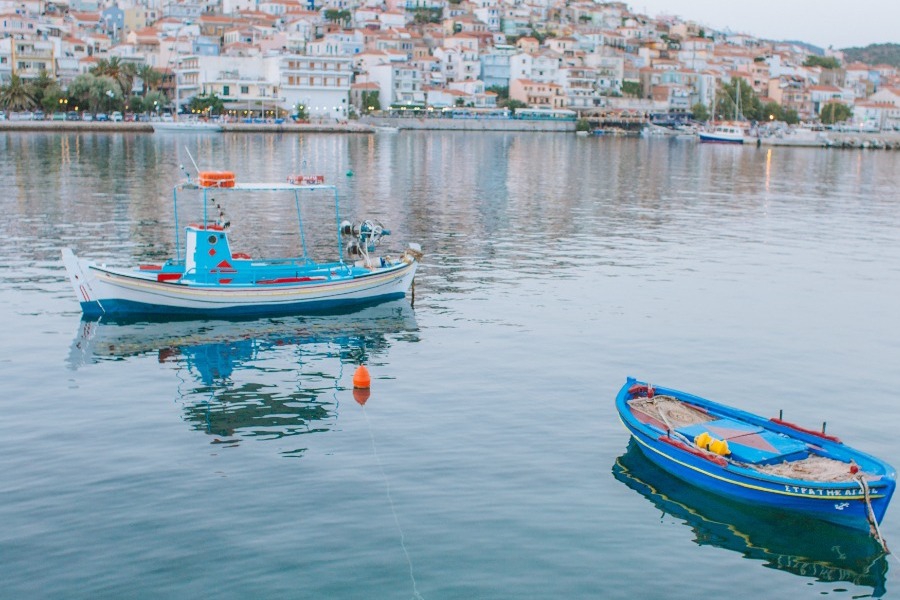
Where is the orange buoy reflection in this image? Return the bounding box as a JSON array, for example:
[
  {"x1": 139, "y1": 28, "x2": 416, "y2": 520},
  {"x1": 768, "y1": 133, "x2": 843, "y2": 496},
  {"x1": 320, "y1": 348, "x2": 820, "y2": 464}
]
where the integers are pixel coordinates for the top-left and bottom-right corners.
[{"x1": 353, "y1": 388, "x2": 371, "y2": 406}]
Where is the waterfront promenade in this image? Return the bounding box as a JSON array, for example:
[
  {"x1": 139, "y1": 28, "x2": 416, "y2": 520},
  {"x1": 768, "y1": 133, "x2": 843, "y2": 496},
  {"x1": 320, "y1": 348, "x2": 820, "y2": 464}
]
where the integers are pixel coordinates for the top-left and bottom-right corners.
[{"x1": 4, "y1": 119, "x2": 900, "y2": 149}]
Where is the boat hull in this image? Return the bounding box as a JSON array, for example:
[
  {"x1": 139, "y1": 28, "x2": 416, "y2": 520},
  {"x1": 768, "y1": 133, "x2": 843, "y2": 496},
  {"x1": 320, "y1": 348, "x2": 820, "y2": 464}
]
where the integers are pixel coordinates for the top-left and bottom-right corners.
[
  {"x1": 698, "y1": 133, "x2": 744, "y2": 144},
  {"x1": 152, "y1": 122, "x2": 223, "y2": 133},
  {"x1": 62, "y1": 248, "x2": 417, "y2": 317},
  {"x1": 616, "y1": 378, "x2": 895, "y2": 531}
]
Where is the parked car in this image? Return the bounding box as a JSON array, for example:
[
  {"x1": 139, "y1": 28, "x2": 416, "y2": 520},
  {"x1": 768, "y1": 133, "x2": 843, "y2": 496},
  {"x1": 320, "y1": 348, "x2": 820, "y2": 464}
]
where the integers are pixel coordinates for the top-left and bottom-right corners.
[
  {"x1": 66, "y1": 111, "x2": 80, "y2": 121},
  {"x1": 32, "y1": 111, "x2": 45, "y2": 120},
  {"x1": 95, "y1": 113, "x2": 109, "y2": 122},
  {"x1": 111, "y1": 111, "x2": 123, "y2": 122},
  {"x1": 161, "y1": 113, "x2": 174, "y2": 122},
  {"x1": 52, "y1": 112, "x2": 66, "y2": 121},
  {"x1": 0, "y1": 111, "x2": 6, "y2": 121}
]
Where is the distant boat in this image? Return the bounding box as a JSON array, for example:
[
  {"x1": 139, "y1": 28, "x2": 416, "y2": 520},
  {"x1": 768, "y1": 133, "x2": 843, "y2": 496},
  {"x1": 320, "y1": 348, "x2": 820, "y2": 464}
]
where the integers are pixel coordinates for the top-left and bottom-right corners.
[
  {"x1": 700, "y1": 85, "x2": 748, "y2": 144},
  {"x1": 152, "y1": 121, "x2": 223, "y2": 133},
  {"x1": 698, "y1": 123, "x2": 747, "y2": 144},
  {"x1": 616, "y1": 377, "x2": 896, "y2": 536}
]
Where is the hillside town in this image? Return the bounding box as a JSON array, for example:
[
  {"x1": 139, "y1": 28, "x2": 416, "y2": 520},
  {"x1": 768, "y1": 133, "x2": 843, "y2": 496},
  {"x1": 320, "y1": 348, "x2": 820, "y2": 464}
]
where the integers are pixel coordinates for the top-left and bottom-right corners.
[{"x1": 1, "y1": 0, "x2": 900, "y2": 130}]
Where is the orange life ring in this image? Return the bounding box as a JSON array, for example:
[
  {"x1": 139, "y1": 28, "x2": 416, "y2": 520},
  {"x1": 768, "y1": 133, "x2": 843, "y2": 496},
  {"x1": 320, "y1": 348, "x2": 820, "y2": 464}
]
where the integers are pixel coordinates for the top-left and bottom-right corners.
[{"x1": 198, "y1": 171, "x2": 236, "y2": 188}]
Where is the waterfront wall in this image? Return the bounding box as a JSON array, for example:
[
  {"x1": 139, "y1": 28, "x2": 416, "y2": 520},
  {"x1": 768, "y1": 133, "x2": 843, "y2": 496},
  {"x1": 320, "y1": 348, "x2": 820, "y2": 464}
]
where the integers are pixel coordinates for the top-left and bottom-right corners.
[
  {"x1": 0, "y1": 121, "x2": 373, "y2": 134},
  {"x1": 360, "y1": 116, "x2": 574, "y2": 132}
]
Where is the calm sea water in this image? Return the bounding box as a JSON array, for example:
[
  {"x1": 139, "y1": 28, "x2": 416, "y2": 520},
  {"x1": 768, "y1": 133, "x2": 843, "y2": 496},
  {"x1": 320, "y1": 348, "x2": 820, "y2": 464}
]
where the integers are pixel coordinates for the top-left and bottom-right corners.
[{"x1": 2, "y1": 130, "x2": 900, "y2": 599}]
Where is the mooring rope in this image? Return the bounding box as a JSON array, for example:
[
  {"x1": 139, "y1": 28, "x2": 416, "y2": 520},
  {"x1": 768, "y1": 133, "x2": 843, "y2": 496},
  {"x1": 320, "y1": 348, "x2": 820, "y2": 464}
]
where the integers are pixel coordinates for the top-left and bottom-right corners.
[
  {"x1": 361, "y1": 404, "x2": 424, "y2": 600},
  {"x1": 855, "y1": 474, "x2": 890, "y2": 555}
]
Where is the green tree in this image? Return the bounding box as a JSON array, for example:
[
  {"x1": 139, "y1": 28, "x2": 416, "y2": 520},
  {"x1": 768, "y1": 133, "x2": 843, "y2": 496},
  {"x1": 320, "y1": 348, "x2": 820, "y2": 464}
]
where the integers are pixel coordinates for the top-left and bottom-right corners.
[
  {"x1": 820, "y1": 102, "x2": 852, "y2": 124},
  {"x1": 715, "y1": 79, "x2": 761, "y2": 121},
  {"x1": 0, "y1": 74, "x2": 37, "y2": 111},
  {"x1": 294, "y1": 102, "x2": 309, "y2": 121},
  {"x1": 803, "y1": 55, "x2": 841, "y2": 69},
  {"x1": 361, "y1": 90, "x2": 380, "y2": 112},
  {"x1": 575, "y1": 118, "x2": 591, "y2": 131},
  {"x1": 323, "y1": 9, "x2": 351, "y2": 26},
  {"x1": 505, "y1": 99, "x2": 526, "y2": 112},
  {"x1": 690, "y1": 101, "x2": 709, "y2": 122},
  {"x1": 127, "y1": 95, "x2": 145, "y2": 113},
  {"x1": 90, "y1": 57, "x2": 135, "y2": 98},
  {"x1": 143, "y1": 90, "x2": 167, "y2": 115},
  {"x1": 27, "y1": 70, "x2": 56, "y2": 108},
  {"x1": 621, "y1": 81, "x2": 641, "y2": 98},
  {"x1": 40, "y1": 84, "x2": 66, "y2": 113},
  {"x1": 136, "y1": 63, "x2": 162, "y2": 95},
  {"x1": 759, "y1": 101, "x2": 783, "y2": 122},
  {"x1": 783, "y1": 109, "x2": 800, "y2": 125},
  {"x1": 188, "y1": 93, "x2": 225, "y2": 115}
]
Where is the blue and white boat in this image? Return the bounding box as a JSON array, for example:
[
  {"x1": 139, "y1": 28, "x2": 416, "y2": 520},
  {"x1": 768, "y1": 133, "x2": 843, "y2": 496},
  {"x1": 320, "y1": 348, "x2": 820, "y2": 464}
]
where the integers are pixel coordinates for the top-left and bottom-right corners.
[
  {"x1": 62, "y1": 172, "x2": 422, "y2": 317},
  {"x1": 616, "y1": 378, "x2": 896, "y2": 535},
  {"x1": 698, "y1": 122, "x2": 746, "y2": 144}
]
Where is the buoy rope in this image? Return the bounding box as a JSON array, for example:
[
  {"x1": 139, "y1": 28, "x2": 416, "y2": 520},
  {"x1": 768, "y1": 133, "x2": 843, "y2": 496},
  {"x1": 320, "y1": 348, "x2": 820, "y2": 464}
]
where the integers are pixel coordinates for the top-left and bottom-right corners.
[
  {"x1": 361, "y1": 404, "x2": 424, "y2": 600},
  {"x1": 856, "y1": 474, "x2": 890, "y2": 554}
]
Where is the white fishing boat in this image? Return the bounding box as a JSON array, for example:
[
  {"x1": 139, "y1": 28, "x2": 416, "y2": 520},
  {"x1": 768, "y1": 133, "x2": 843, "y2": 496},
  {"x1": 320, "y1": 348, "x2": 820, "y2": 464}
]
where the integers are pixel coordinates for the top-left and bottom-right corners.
[
  {"x1": 62, "y1": 170, "x2": 422, "y2": 317},
  {"x1": 152, "y1": 120, "x2": 223, "y2": 133},
  {"x1": 698, "y1": 122, "x2": 747, "y2": 144}
]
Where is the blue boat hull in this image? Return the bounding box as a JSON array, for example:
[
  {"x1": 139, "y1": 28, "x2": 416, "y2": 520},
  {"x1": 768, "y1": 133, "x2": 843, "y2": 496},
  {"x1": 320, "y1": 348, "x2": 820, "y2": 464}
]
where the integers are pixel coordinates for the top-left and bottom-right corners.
[{"x1": 616, "y1": 378, "x2": 896, "y2": 532}]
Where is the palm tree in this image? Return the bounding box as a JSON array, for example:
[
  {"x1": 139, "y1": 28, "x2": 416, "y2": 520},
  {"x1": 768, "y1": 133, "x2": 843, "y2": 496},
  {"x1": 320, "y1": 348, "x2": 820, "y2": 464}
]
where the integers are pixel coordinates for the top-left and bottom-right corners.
[
  {"x1": 0, "y1": 74, "x2": 37, "y2": 111},
  {"x1": 136, "y1": 63, "x2": 162, "y2": 96},
  {"x1": 90, "y1": 57, "x2": 135, "y2": 98}
]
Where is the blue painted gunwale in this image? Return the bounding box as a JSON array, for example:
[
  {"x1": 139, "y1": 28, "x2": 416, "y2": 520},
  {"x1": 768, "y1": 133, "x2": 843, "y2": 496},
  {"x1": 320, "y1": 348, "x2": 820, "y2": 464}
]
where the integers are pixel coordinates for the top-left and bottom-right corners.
[{"x1": 616, "y1": 377, "x2": 896, "y2": 531}]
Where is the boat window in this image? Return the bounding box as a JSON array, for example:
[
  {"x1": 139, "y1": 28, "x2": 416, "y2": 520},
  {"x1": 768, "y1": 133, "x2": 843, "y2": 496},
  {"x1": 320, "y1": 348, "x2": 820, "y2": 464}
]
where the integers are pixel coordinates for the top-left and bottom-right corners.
[{"x1": 208, "y1": 235, "x2": 217, "y2": 244}]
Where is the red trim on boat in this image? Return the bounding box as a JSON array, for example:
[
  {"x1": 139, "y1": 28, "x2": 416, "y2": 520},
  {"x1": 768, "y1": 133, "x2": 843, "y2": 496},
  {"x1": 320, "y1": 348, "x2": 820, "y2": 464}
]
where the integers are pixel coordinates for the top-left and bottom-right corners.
[
  {"x1": 769, "y1": 418, "x2": 842, "y2": 444},
  {"x1": 232, "y1": 253, "x2": 251, "y2": 259},
  {"x1": 256, "y1": 276, "x2": 327, "y2": 284},
  {"x1": 658, "y1": 435, "x2": 728, "y2": 467},
  {"x1": 187, "y1": 223, "x2": 225, "y2": 231},
  {"x1": 157, "y1": 273, "x2": 182, "y2": 282},
  {"x1": 139, "y1": 264, "x2": 162, "y2": 271},
  {"x1": 219, "y1": 278, "x2": 232, "y2": 284}
]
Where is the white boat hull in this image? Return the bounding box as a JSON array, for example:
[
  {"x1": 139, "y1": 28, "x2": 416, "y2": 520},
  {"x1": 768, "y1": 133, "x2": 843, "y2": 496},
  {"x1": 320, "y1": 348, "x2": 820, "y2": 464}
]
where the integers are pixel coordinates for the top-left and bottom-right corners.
[
  {"x1": 152, "y1": 122, "x2": 223, "y2": 133},
  {"x1": 62, "y1": 248, "x2": 417, "y2": 317}
]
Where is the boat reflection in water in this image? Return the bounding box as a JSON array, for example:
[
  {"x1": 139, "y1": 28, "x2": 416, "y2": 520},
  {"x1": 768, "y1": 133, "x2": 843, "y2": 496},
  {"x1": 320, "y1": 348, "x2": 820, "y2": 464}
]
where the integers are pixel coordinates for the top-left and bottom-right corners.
[
  {"x1": 69, "y1": 300, "x2": 418, "y2": 455},
  {"x1": 613, "y1": 441, "x2": 889, "y2": 596}
]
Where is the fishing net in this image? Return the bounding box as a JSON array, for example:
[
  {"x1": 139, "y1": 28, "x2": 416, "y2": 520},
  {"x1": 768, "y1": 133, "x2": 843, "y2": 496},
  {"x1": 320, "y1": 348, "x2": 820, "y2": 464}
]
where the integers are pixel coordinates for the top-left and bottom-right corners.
[
  {"x1": 628, "y1": 395, "x2": 713, "y2": 427},
  {"x1": 751, "y1": 454, "x2": 860, "y2": 482}
]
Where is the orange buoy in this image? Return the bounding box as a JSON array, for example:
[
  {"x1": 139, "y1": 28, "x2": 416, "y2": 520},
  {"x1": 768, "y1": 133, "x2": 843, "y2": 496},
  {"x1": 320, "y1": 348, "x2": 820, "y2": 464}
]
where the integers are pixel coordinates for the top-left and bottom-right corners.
[
  {"x1": 353, "y1": 388, "x2": 371, "y2": 406},
  {"x1": 353, "y1": 365, "x2": 371, "y2": 389}
]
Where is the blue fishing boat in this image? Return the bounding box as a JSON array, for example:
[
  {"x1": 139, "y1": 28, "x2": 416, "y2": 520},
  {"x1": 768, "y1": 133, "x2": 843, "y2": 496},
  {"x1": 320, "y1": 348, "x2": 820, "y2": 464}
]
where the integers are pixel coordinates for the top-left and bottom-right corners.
[
  {"x1": 613, "y1": 442, "x2": 888, "y2": 595},
  {"x1": 62, "y1": 171, "x2": 422, "y2": 317},
  {"x1": 616, "y1": 378, "x2": 896, "y2": 536}
]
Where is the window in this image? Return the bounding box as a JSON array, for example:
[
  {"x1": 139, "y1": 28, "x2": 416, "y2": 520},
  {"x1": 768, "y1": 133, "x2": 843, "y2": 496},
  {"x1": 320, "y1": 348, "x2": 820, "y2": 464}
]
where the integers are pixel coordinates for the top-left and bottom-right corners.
[
  {"x1": 223, "y1": 85, "x2": 230, "y2": 96},
  {"x1": 241, "y1": 85, "x2": 249, "y2": 94}
]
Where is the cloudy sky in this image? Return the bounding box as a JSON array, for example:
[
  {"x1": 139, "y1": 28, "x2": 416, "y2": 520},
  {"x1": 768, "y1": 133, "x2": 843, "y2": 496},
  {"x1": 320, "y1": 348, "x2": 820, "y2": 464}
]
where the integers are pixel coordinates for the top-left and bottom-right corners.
[{"x1": 632, "y1": 1, "x2": 899, "y2": 49}]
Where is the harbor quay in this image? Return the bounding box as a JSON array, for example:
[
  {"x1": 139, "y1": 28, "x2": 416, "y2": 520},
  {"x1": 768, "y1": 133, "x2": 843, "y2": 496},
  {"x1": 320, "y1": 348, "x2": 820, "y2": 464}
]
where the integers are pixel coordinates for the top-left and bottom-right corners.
[{"x1": 3, "y1": 119, "x2": 900, "y2": 149}]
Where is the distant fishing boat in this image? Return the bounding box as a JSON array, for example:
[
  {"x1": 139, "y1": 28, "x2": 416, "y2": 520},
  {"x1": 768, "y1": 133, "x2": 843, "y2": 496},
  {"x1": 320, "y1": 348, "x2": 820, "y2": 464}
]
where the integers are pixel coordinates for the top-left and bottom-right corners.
[
  {"x1": 698, "y1": 122, "x2": 747, "y2": 144},
  {"x1": 616, "y1": 378, "x2": 896, "y2": 538},
  {"x1": 700, "y1": 84, "x2": 748, "y2": 144},
  {"x1": 152, "y1": 120, "x2": 223, "y2": 133},
  {"x1": 62, "y1": 171, "x2": 422, "y2": 317}
]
